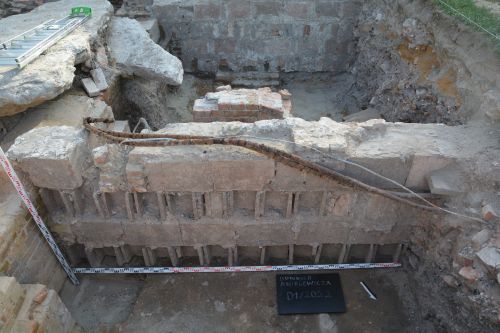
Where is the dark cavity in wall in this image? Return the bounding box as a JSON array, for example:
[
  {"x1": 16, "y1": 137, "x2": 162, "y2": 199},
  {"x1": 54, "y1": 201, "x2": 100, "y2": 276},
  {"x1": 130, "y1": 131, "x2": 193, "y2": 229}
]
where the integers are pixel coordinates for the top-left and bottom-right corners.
[{"x1": 110, "y1": 75, "x2": 216, "y2": 130}]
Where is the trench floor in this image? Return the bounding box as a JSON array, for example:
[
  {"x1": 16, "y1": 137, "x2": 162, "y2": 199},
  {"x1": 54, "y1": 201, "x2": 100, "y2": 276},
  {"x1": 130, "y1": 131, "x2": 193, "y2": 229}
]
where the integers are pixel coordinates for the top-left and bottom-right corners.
[{"x1": 60, "y1": 268, "x2": 428, "y2": 332}]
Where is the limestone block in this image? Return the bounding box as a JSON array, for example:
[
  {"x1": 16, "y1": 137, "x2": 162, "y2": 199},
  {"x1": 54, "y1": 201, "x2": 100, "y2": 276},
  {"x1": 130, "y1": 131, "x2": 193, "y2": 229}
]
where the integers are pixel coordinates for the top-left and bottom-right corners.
[
  {"x1": 93, "y1": 144, "x2": 129, "y2": 193},
  {"x1": 405, "y1": 154, "x2": 455, "y2": 190},
  {"x1": 270, "y1": 163, "x2": 344, "y2": 191},
  {"x1": 90, "y1": 67, "x2": 109, "y2": 91},
  {"x1": 235, "y1": 222, "x2": 294, "y2": 246},
  {"x1": 127, "y1": 146, "x2": 275, "y2": 192},
  {"x1": 71, "y1": 220, "x2": 124, "y2": 247},
  {"x1": 81, "y1": 78, "x2": 100, "y2": 97},
  {"x1": 137, "y1": 18, "x2": 161, "y2": 43},
  {"x1": 128, "y1": 146, "x2": 212, "y2": 192},
  {"x1": 476, "y1": 246, "x2": 500, "y2": 274},
  {"x1": 472, "y1": 229, "x2": 491, "y2": 250},
  {"x1": 108, "y1": 17, "x2": 183, "y2": 85},
  {"x1": 296, "y1": 222, "x2": 350, "y2": 244},
  {"x1": 345, "y1": 156, "x2": 411, "y2": 189},
  {"x1": 122, "y1": 222, "x2": 183, "y2": 247},
  {"x1": 209, "y1": 146, "x2": 275, "y2": 191},
  {"x1": 7, "y1": 126, "x2": 88, "y2": 190},
  {"x1": 180, "y1": 222, "x2": 236, "y2": 245},
  {"x1": 428, "y1": 167, "x2": 465, "y2": 196},
  {"x1": 324, "y1": 192, "x2": 353, "y2": 217}
]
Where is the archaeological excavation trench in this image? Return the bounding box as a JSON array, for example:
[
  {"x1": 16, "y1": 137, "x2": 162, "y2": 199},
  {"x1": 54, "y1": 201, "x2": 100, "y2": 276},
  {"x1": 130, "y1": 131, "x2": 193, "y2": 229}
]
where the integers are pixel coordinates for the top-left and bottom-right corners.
[{"x1": 0, "y1": 0, "x2": 499, "y2": 332}]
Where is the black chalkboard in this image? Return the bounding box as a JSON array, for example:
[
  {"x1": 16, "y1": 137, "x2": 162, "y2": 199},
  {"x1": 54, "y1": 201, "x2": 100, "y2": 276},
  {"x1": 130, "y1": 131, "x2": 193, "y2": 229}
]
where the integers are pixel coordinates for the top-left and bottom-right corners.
[{"x1": 276, "y1": 273, "x2": 346, "y2": 315}]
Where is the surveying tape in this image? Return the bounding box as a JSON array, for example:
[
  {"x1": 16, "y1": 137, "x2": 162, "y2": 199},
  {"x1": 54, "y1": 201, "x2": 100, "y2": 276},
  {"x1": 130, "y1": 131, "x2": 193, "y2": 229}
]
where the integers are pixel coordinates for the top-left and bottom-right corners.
[
  {"x1": 74, "y1": 262, "x2": 401, "y2": 274},
  {"x1": 0, "y1": 147, "x2": 80, "y2": 285}
]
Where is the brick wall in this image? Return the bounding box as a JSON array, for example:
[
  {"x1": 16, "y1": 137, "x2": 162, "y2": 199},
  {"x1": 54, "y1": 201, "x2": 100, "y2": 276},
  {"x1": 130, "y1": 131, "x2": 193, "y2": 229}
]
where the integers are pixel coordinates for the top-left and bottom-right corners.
[
  {"x1": 192, "y1": 87, "x2": 292, "y2": 122},
  {"x1": 152, "y1": 0, "x2": 362, "y2": 73},
  {"x1": 0, "y1": 171, "x2": 67, "y2": 292},
  {"x1": 0, "y1": 276, "x2": 77, "y2": 332}
]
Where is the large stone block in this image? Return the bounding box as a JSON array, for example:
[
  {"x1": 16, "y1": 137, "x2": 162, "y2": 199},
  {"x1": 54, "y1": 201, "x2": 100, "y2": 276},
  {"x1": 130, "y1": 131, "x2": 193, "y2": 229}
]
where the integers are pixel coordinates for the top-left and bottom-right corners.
[
  {"x1": 128, "y1": 146, "x2": 212, "y2": 192},
  {"x1": 270, "y1": 163, "x2": 344, "y2": 191},
  {"x1": 122, "y1": 221, "x2": 183, "y2": 247},
  {"x1": 343, "y1": 156, "x2": 411, "y2": 189},
  {"x1": 180, "y1": 221, "x2": 236, "y2": 245},
  {"x1": 235, "y1": 221, "x2": 294, "y2": 246},
  {"x1": 476, "y1": 246, "x2": 500, "y2": 274},
  {"x1": 428, "y1": 166, "x2": 465, "y2": 196},
  {"x1": 405, "y1": 154, "x2": 455, "y2": 190},
  {"x1": 108, "y1": 17, "x2": 183, "y2": 85},
  {"x1": 296, "y1": 221, "x2": 351, "y2": 244},
  {"x1": 71, "y1": 220, "x2": 124, "y2": 247},
  {"x1": 7, "y1": 126, "x2": 88, "y2": 190},
  {"x1": 209, "y1": 146, "x2": 275, "y2": 191},
  {"x1": 127, "y1": 145, "x2": 275, "y2": 192}
]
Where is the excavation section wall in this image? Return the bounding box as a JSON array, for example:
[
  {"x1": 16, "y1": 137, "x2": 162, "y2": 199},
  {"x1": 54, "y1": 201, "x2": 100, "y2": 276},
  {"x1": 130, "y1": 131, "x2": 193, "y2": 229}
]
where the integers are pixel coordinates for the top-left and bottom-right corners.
[{"x1": 153, "y1": 0, "x2": 361, "y2": 73}]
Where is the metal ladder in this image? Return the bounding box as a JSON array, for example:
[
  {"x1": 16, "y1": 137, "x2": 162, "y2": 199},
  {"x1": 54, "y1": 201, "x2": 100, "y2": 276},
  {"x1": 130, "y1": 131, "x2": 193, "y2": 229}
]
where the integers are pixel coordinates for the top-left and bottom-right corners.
[{"x1": 0, "y1": 8, "x2": 91, "y2": 69}]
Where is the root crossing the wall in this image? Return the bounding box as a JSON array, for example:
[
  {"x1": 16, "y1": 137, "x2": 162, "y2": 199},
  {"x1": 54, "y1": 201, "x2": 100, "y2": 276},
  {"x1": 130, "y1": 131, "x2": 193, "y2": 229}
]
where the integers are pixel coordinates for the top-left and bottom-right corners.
[{"x1": 83, "y1": 117, "x2": 474, "y2": 217}]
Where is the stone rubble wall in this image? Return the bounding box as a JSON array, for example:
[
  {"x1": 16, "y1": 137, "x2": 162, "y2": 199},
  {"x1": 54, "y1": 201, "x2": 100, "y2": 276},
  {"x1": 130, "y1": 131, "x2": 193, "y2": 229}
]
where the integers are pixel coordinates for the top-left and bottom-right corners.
[
  {"x1": 152, "y1": 0, "x2": 361, "y2": 73},
  {"x1": 0, "y1": 276, "x2": 79, "y2": 332}
]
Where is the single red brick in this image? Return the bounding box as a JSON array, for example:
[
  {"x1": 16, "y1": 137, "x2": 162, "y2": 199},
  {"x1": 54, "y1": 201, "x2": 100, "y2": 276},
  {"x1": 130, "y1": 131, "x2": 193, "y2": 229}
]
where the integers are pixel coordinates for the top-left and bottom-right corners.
[{"x1": 458, "y1": 266, "x2": 481, "y2": 283}]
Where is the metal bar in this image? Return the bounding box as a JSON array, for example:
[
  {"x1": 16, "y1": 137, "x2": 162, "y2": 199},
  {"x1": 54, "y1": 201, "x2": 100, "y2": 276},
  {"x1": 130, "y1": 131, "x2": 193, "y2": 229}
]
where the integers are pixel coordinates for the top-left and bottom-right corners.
[
  {"x1": 74, "y1": 262, "x2": 402, "y2": 274},
  {"x1": 16, "y1": 17, "x2": 82, "y2": 64},
  {"x1": 0, "y1": 14, "x2": 90, "y2": 68},
  {"x1": 1, "y1": 19, "x2": 55, "y2": 48}
]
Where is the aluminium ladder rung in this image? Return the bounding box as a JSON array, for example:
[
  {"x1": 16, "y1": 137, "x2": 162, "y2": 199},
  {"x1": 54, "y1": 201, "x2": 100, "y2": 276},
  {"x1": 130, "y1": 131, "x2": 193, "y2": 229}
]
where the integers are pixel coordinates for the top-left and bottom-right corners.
[{"x1": 0, "y1": 14, "x2": 90, "y2": 68}]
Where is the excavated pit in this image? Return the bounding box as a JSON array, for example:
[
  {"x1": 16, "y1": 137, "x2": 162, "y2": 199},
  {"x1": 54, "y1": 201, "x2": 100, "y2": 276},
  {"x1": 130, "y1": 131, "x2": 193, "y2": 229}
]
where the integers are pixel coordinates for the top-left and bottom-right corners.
[
  {"x1": 0, "y1": 0, "x2": 499, "y2": 332},
  {"x1": 109, "y1": 0, "x2": 479, "y2": 131}
]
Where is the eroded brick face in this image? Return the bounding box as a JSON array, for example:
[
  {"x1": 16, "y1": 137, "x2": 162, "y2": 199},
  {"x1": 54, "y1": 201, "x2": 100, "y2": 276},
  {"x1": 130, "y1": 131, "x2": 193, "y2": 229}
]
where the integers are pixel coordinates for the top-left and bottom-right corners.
[{"x1": 193, "y1": 86, "x2": 292, "y2": 122}]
